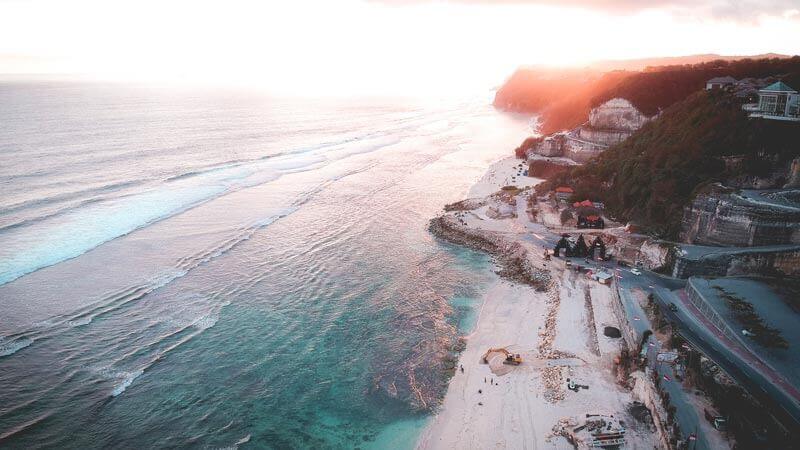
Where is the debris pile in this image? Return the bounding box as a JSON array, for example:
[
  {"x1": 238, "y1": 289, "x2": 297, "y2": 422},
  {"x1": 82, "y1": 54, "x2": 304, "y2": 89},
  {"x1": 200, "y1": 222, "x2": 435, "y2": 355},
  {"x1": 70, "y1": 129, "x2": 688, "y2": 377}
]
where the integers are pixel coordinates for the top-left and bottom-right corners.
[
  {"x1": 542, "y1": 366, "x2": 565, "y2": 403},
  {"x1": 537, "y1": 286, "x2": 560, "y2": 357},
  {"x1": 552, "y1": 414, "x2": 627, "y2": 449},
  {"x1": 548, "y1": 416, "x2": 578, "y2": 445}
]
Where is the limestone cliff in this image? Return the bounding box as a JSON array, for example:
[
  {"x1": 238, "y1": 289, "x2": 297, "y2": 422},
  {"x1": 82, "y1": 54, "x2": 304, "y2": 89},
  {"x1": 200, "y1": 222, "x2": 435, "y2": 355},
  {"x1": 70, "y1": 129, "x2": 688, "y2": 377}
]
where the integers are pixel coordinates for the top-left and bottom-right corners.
[
  {"x1": 528, "y1": 98, "x2": 648, "y2": 163},
  {"x1": 680, "y1": 184, "x2": 800, "y2": 247}
]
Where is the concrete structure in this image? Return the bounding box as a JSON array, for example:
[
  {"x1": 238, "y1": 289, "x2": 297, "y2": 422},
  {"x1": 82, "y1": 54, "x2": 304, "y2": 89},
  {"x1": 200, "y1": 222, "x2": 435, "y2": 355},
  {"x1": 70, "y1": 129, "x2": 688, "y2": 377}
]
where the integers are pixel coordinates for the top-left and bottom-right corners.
[
  {"x1": 744, "y1": 82, "x2": 800, "y2": 122},
  {"x1": 705, "y1": 76, "x2": 736, "y2": 90}
]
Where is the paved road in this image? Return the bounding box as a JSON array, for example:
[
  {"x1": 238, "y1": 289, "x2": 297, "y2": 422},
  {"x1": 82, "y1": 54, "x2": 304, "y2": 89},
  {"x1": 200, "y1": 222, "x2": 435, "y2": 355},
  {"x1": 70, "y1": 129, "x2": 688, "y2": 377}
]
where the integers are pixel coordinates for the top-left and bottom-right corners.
[{"x1": 653, "y1": 288, "x2": 800, "y2": 432}]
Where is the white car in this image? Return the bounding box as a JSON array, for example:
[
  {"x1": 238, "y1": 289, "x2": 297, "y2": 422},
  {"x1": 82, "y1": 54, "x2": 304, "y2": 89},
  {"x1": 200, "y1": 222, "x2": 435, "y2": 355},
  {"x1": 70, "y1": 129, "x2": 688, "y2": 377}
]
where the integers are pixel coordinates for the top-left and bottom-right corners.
[{"x1": 631, "y1": 268, "x2": 642, "y2": 276}]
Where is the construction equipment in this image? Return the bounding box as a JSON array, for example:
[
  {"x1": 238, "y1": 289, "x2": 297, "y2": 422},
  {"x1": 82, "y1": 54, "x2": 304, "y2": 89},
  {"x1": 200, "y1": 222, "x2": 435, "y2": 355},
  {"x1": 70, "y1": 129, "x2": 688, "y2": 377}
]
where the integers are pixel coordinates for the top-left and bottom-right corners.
[
  {"x1": 567, "y1": 378, "x2": 589, "y2": 392},
  {"x1": 483, "y1": 348, "x2": 522, "y2": 365},
  {"x1": 504, "y1": 353, "x2": 522, "y2": 365}
]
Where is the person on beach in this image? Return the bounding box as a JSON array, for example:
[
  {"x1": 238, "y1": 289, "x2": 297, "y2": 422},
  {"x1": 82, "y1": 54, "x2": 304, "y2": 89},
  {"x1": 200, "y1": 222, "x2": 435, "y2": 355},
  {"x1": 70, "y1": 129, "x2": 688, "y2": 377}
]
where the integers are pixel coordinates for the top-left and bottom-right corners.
[{"x1": 460, "y1": 365, "x2": 464, "y2": 373}]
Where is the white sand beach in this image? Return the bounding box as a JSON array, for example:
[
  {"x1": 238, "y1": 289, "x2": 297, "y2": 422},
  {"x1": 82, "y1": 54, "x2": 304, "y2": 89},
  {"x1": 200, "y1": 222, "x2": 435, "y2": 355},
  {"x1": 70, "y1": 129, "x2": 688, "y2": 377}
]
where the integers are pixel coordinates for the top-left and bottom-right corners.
[
  {"x1": 421, "y1": 157, "x2": 660, "y2": 450},
  {"x1": 468, "y1": 156, "x2": 543, "y2": 198}
]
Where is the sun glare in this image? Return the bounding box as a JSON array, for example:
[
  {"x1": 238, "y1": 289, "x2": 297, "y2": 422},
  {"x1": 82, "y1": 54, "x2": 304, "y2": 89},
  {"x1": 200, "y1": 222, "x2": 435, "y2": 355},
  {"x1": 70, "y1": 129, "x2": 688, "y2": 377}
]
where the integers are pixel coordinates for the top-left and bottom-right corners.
[{"x1": 0, "y1": 0, "x2": 798, "y2": 95}]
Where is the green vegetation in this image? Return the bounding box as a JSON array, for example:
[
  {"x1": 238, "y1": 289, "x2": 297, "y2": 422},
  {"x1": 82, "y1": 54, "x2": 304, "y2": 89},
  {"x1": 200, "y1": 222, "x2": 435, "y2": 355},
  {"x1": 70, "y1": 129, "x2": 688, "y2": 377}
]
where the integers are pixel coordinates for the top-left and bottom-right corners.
[
  {"x1": 496, "y1": 56, "x2": 800, "y2": 133},
  {"x1": 713, "y1": 286, "x2": 788, "y2": 349},
  {"x1": 592, "y1": 56, "x2": 800, "y2": 116},
  {"x1": 541, "y1": 90, "x2": 800, "y2": 238}
]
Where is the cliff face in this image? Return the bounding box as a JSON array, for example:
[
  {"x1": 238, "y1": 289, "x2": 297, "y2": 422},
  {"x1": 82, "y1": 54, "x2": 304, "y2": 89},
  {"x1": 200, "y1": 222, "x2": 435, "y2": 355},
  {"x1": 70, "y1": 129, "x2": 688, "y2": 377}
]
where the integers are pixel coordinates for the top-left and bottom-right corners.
[
  {"x1": 588, "y1": 98, "x2": 648, "y2": 132},
  {"x1": 680, "y1": 185, "x2": 800, "y2": 246},
  {"x1": 528, "y1": 98, "x2": 648, "y2": 164},
  {"x1": 673, "y1": 246, "x2": 800, "y2": 278},
  {"x1": 786, "y1": 157, "x2": 800, "y2": 188}
]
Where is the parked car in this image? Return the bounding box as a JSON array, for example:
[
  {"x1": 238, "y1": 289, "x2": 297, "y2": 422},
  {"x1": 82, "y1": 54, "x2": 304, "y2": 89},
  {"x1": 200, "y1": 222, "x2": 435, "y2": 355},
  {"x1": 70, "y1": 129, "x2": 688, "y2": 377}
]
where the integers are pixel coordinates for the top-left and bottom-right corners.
[{"x1": 631, "y1": 268, "x2": 642, "y2": 275}]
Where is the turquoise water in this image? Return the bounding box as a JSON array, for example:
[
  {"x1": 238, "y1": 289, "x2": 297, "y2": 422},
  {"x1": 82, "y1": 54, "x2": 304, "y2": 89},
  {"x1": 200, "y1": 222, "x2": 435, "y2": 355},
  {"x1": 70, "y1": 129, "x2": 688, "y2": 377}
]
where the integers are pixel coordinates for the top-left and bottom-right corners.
[{"x1": 0, "y1": 82, "x2": 524, "y2": 448}]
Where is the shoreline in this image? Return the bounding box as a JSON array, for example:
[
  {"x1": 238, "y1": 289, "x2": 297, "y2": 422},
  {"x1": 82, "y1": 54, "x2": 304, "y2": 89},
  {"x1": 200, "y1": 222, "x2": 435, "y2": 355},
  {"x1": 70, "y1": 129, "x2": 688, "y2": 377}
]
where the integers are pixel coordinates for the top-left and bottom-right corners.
[{"x1": 418, "y1": 156, "x2": 663, "y2": 449}]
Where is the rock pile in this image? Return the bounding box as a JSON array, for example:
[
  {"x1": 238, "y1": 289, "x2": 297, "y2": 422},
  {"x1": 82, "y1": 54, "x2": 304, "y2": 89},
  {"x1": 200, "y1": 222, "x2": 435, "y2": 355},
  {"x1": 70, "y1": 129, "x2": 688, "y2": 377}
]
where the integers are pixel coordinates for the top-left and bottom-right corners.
[
  {"x1": 537, "y1": 285, "x2": 560, "y2": 357},
  {"x1": 542, "y1": 366, "x2": 565, "y2": 403},
  {"x1": 428, "y1": 215, "x2": 551, "y2": 289}
]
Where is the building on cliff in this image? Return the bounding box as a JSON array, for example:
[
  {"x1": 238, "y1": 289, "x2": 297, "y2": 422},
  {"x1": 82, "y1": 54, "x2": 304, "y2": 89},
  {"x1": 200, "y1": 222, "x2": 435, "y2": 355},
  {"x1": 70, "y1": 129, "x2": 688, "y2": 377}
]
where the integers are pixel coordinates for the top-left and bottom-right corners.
[
  {"x1": 705, "y1": 76, "x2": 736, "y2": 90},
  {"x1": 528, "y1": 98, "x2": 648, "y2": 164},
  {"x1": 744, "y1": 81, "x2": 800, "y2": 122}
]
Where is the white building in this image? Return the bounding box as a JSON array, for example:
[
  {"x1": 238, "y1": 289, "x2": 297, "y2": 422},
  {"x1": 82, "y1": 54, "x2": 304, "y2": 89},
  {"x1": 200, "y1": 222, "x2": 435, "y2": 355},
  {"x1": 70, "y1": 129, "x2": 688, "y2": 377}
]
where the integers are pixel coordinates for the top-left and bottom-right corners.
[
  {"x1": 705, "y1": 76, "x2": 736, "y2": 90},
  {"x1": 744, "y1": 81, "x2": 800, "y2": 122}
]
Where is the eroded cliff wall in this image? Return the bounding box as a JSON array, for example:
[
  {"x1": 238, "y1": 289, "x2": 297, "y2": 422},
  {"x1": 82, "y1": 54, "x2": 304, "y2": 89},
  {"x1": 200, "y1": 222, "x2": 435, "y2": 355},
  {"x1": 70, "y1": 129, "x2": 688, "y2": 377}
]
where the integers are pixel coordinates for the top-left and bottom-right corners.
[{"x1": 680, "y1": 186, "x2": 800, "y2": 247}]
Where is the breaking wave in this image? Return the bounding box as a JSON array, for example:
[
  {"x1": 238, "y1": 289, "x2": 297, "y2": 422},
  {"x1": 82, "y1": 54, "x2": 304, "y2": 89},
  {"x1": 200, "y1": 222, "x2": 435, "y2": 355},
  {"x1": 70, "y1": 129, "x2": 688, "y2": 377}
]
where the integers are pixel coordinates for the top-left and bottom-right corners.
[
  {"x1": 0, "y1": 336, "x2": 33, "y2": 357},
  {"x1": 110, "y1": 369, "x2": 144, "y2": 397}
]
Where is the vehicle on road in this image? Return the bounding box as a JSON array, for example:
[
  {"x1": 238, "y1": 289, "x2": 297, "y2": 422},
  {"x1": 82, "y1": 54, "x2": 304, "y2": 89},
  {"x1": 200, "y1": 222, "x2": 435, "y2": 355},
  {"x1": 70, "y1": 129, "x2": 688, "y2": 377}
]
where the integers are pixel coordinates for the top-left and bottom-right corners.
[
  {"x1": 704, "y1": 408, "x2": 728, "y2": 431},
  {"x1": 631, "y1": 268, "x2": 642, "y2": 275}
]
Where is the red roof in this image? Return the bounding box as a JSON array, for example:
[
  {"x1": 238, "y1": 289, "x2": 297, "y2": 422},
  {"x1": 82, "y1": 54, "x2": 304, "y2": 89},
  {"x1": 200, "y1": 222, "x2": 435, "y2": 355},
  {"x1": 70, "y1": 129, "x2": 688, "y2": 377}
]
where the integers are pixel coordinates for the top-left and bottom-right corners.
[
  {"x1": 580, "y1": 199, "x2": 593, "y2": 207},
  {"x1": 555, "y1": 187, "x2": 573, "y2": 193},
  {"x1": 586, "y1": 215, "x2": 601, "y2": 221}
]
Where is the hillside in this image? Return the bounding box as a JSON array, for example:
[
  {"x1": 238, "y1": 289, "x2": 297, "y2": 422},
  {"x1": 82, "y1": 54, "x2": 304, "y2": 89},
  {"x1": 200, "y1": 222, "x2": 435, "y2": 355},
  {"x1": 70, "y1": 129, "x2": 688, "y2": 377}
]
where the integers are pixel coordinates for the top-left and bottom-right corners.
[
  {"x1": 495, "y1": 55, "x2": 800, "y2": 134},
  {"x1": 541, "y1": 90, "x2": 800, "y2": 238},
  {"x1": 494, "y1": 69, "x2": 632, "y2": 134},
  {"x1": 591, "y1": 56, "x2": 800, "y2": 116},
  {"x1": 588, "y1": 53, "x2": 790, "y2": 72}
]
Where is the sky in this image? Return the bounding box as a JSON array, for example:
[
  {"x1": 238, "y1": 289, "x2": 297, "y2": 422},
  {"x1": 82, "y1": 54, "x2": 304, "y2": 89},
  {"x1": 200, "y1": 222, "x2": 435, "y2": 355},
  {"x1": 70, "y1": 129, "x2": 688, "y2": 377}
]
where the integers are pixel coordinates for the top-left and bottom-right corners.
[{"x1": 0, "y1": 0, "x2": 798, "y2": 95}]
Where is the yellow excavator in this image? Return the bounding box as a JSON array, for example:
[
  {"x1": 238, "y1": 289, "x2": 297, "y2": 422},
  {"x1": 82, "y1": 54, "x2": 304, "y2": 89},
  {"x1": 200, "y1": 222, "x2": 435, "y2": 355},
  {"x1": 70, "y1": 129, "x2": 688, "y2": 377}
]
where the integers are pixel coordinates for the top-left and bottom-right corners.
[{"x1": 483, "y1": 348, "x2": 522, "y2": 365}]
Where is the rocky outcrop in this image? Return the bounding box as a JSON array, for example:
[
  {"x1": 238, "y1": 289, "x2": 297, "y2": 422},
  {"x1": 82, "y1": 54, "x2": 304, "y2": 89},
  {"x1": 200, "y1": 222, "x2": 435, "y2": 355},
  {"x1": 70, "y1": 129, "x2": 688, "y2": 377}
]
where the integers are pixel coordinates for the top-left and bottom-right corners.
[
  {"x1": 680, "y1": 184, "x2": 800, "y2": 246},
  {"x1": 786, "y1": 157, "x2": 800, "y2": 188},
  {"x1": 528, "y1": 157, "x2": 575, "y2": 178},
  {"x1": 529, "y1": 98, "x2": 648, "y2": 164},
  {"x1": 588, "y1": 98, "x2": 648, "y2": 131},
  {"x1": 428, "y1": 216, "x2": 551, "y2": 290}
]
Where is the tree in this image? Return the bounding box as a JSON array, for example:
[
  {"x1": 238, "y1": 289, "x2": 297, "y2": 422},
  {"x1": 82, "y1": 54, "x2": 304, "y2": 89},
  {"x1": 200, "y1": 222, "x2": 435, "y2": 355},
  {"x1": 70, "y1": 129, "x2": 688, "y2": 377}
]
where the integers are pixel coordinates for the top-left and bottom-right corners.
[{"x1": 574, "y1": 234, "x2": 589, "y2": 257}]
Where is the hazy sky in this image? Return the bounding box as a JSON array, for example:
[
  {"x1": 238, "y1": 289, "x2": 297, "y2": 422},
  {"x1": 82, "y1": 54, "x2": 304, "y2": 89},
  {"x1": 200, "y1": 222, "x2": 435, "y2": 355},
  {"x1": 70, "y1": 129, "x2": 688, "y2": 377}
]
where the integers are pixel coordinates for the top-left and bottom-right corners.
[{"x1": 1, "y1": 0, "x2": 798, "y2": 95}]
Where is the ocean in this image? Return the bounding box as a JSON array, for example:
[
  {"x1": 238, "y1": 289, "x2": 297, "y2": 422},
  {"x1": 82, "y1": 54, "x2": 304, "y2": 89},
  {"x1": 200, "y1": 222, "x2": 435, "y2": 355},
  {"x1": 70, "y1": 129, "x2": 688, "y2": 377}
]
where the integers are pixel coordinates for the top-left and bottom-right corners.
[{"x1": 0, "y1": 82, "x2": 529, "y2": 448}]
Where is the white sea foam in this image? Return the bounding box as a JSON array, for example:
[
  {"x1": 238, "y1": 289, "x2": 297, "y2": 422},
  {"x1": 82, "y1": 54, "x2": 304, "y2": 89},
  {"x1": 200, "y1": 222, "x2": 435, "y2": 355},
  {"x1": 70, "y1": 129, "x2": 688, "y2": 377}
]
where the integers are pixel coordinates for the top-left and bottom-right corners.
[
  {"x1": 0, "y1": 337, "x2": 33, "y2": 357},
  {"x1": 110, "y1": 369, "x2": 144, "y2": 397},
  {"x1": 191, "y1": 313, "x2": 219, "y2": 331},
  {"x1": 67, "y1": 316, "x2": 93, "y2": 327}
]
